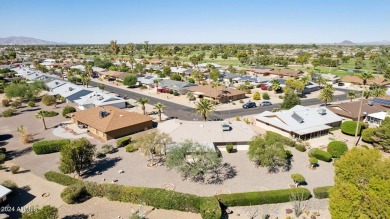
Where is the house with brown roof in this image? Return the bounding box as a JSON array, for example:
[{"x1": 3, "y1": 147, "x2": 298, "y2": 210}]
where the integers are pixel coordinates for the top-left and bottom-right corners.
[
  {"x1": 70, "y1": 106, "x2": 154, "y2": 140},
  {"x1": 326, "y1": 99, "x2": 389, "y2": 121},
  {"x1": 186, "y1": 85, "x2": 246, "y2": 103},
  {"x1": 99, "y1": 71, "x2": 128, "y2": 81},
  {"x1": 268, "y1": 69, "x2": 303, "y2": 78},
  {"x1": 341, "y1": 75, "x2": 390, "y2": 87}
]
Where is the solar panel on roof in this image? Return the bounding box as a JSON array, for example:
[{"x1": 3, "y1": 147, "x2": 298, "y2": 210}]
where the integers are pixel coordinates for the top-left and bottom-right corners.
[{"x1": 292, "y1": 112, "x2": 304, "y2": 123}]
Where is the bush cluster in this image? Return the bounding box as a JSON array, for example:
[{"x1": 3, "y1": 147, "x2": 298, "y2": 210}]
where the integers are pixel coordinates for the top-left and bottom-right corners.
[
  {"x1": 125, "y1": 144, "x2": 138, "y2": 153},
  {"x1": 41, "y1": 110, "x2": 59, "y2": 117},
  {"x1": 327, "y1": 141, "x2": 348, "y2": 158},
  {"x1": 226, "y1": 144, "x2": 234, "y2": 153},
  {"x1": 199, "y1": 197, "x2": 222, "y2": 219},
  {"x1": 308, "y1": 148, "x2": 332, "y2": 162},
  {"x1": 10, "y1": 166, "x2": 20, "y2": 174},
  {"x1": 61, "y1": 182, "x2": 88, "y2": 204},
  {"x1": 27, "y1": 100, "x2": 35, "y2": 107},
  {"x1": 0, "y1": 151, "x2": 6, "y2": 163},
  {"x1": 32, "y1": 139, "x2": 70, "y2": 154},
  {"x1": 218, "y1": 188, "x2": 311, "y2": 206},
  {"x1": 42, "y1": 95, "x2": 56, "y2": 106},
  {"x1": 116, "y1": 136, "x2": 132, "y2": 147},
  {"x1": 262, "y1": 92, "x2": 270, "y2": 100},
  {"x1": 44, "y1": 171, "x2": 80, "y2": 186},
  {"x1": 313, "y1": 186, "x2": 333, "y2": 199},
  {"x1": 340, "y1": 121, "x2": 366, "y2": 136},
  {"x1": 1, "y1": 180, "x2": 18, "y2": 190},
  {"x1": 2, "y1": 99, "x2": 10, "y2": 107}
]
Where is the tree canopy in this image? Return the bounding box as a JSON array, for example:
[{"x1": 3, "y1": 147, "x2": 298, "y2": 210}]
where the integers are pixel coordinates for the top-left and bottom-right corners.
[
  {"x1": 329, "y1": 148, "x2": 390, "y2": 218},
  {"x1": 123, "y1": 75, "x2": 138, "y2": 87},
  {"x1": 281, "y1": 92, "x2": 300, "y2": 109},
  {"x1": 372, "y1": 117, "x2": 390, "y2": 152}
]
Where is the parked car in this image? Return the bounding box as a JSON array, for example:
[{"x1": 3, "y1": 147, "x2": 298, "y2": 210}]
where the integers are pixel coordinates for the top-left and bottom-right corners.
[
  {"x1": 157, "y1": 88, "x2": 170, "y2": 93},
  {"x1": 260, "y1": 84, "x2": 270, "y2": 90},
  {"x1": 242, "y1": 102, "x2": 257, "y2": 109},
  {"x1": 260, "y1": 101, "x2": 272, "y2": 106}
]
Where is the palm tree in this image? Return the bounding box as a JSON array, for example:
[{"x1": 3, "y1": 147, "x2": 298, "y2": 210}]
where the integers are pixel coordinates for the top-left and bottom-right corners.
[
  {"x1": 154, "y1": 102, "x2": 165, "y2": 122},
  {"x1": 212, "y1": 81, "x2": 220, "y2": 103},
  {"x1": 371, "y1": 88, "x2": 386, "y2": 97},
  {"x1": 359, "y1": 72, "x2": 374, "y2": 88},
  {"x1": 35, "y1": 110, "x2": 47, "y2": 130},
  {"x1": 98, "y1": 84, "x2": 105, "y2": 91},
  {"x1": 81, "y1": 75, "x2": 91, "y2": 88},
  {"x1": 347, "y1": 91, "x2": 356, "y2": 102},
  {"x1": 186, "y1": 92, "x2": 196, "y2": 101},
  {"x1": 136, "y1": 97, "x2": 150, "y2": 115},
  {"x1": 85, "y1": 65, "x2": 93, "y2": 77},
  {"x1": 194, "y1": 98, "x2": 215, "y2": 121},
  {"x1": 316, "y1": 76, "x2": 327, "y2": 88},
  {"x1": 271, "y1": 79, "x2": 281, "y2": 93},
  {"x1": 318, "y1": 84, "x2": 335, "y2": 105}
]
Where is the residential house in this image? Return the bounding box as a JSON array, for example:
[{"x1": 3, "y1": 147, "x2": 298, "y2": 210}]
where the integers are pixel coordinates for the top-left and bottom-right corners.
[
  {"x1": 159, "y1": 79, "x2": 196, "y2": 94},
  {"x1": 302, "y1": 81, "x2": 321, "y2": 94},
  {"x1": 70, "y1": 106, "x2": 154, "y2": 141},
  {"x1": 372, "y1": 96, "x2": 390, "y2": 108},
  {"x1": 341, "y1": 75, "x2": 390, "y2": 87},
  {"x1": 366, "y1": 111, "x2": 389, "y2": 125},
  {"x1": 232, "y1": 75, "x2": 269, "y2": 85},
  {"x1": 70, "y1": 65, "x2": 85, "y2": 72},
  {"x1": 99, "y1": 71, "x2": 128, "y2": 81},
  {"x1": 312, "y1": 73, "x2": 340, "y2": 84},
  {"x1": 40, "y1": 59, "x2": 56, "y2": 67},
  {"x1": 73, "y1": 91, "x2": 126, "y2": 110},
  {"x1": 138, "y1": 75, "x2": 160, "y2": 86},
  {"x1": 49, "y1": 83, "x2": 99, "y2": 103},
  {"x1": 246, "y1": 66, "x2": 274, "y2": 75},
  {"x1": 255, "y1": 105, "x2": 342, "y2": 140},
  {"x1": 46, "y1": 80, "x2": 67, "y2": 90},
  {"x1": 326, "y1": 99, "x2": 389, "y2": 121},
  {"x1": 186, "y1": 85, "x2": 246, "y2": 103},
  {"x1": 269, "y1": 69, "x2": 303, "y2": 78}
]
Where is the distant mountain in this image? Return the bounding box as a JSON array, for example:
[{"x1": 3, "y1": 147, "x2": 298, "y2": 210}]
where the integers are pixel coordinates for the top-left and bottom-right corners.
[
  {"x1": 0, "y1": 36, "x2": 65, "y2": 45},
  {"x1": 359, "y1": 40, "x2": 390, "y2": 45},
  {"x1": 335, "y1": 40, "x2": 356, "y2": 45}
]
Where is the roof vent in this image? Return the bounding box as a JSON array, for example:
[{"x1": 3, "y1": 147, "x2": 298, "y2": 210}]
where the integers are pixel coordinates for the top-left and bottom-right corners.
[
  {"x1": 99, "y1": 111, "x2": 110, "y2": 118},
  {"x1": 317, "y1": 108, "x2": 327, "y2": 115},
  {"x1": 69, "y1": 87, "x2": 74, "y2": 91},
  {"x1": 367, "y1": 101, "x2": 374, "y2": 106}
]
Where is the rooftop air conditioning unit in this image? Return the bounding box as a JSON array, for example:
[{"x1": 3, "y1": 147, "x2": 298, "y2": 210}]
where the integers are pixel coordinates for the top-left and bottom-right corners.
[
  {"x1": 367, "y1": 101, "x2": 374, "y2": 106},
  {"x1": 317, "y1": 108, "x2": 327, "y2": 115}
]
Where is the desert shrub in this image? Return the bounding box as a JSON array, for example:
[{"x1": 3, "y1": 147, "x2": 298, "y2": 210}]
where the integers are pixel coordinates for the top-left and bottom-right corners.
[
  {"x1": 21, "y1": 205, "x2": 58, "y2": 219},
  {"x1": 285, "y1": 149, "x2": 293, "y2": 159},
  {"x1": 116, "y1": 136, "x2": 132, "y2": 147},
  {"x1": 0, "y1": 153, "x2": 6, "y2": 163},
  {"x1": 61, "y1": 183, "x2": 88, "y2": 204},
  {"x1": 41, "y1": 110, "x2": 59, "y2": 117},
  {"x1": 1, "y1": 180, "x2": 18, "y2": 190},
  {"x1": 62, "y1": 106, "x2": 76, "y2": 117},
  {"x1": 44, "y1": 171, "x2": 80, "y2": 186},
  {"x1": 199, "y1": 197, "x2": 222, "y2": 219},
  {"x1": 308, "y1": 148, "x2": 332, "y2": 162},
  {"x1": 32, "y1": 139, "x2": 70, "y2": 154},
  {"x1": 2, "y1": 99, "x2": 10, "y2": 107},
  {"x1": 187, "y1": 78, "x2": 195, "y2": 84},
  {"x1": 42, "y1": 95, "x2": 56, "y2": 106},
  {"x1": 313, "y1": 186, "x2": 333, "y2": 199},
  {"x1": 253, "y1": 91, "x2": 261, "y2": 100},
  {"x1": 361, "y1": 127, "x2": 376, "y2": 143},
  {"x1": 340, "y1": 121, "x2": 366, "y2": 136},
  {"x1": 309, "y1": 157, "x2": 318, "y2": 165},
  {"x1": 291, "y1": 174, "x2": 306, "y2": 185},
  {"x1": 101, "y1": 144, "x2": 116, "y2": 154},
  {"x1": 327, "y1": 141, "x2": 348, "y2": 158},
  {"x1": 239, "y1": 99, "x2": 244, "y2": 103},
  {"x1": 10, "y1": 165, "x2": 20, "y2": 174},
  {"x1": 11, "y1": 100, "x2": 21, "y2": 108},
  {"x1": 226, "y1": 144, "x2": 234, "y2": 153},
  {"x1": 235, "y1": 116, "x2": 241, "y2": 121},
  {"x1": 295, "y1": 144, "x2": 306, "y2": 152},
  {"x1": 2, "y1": 108, "x2": 17, "y2": 117},
  {"x1": 218, "y1": 188, "x2": 311, "y2": 206},
  {"x1": 27, "y1": 100, "x2": 35, "y2": 107},
  {"x1": 125, "y1": 144, "x2": 138, "y2": 153},
  {"x1": 262, "y1": 92, "x2": 270, "y2": 100},
  {"x1": 169, "y1": 90, "x2": 173, "y2": 94},
  {"x1": 173, "y1": 91, "x2": 180, "y2": 96}
]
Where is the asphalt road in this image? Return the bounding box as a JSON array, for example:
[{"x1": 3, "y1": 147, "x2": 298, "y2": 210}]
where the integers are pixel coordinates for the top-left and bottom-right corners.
[{"x1": 89, "y1": 81, "x2": 349, "y2": 121}]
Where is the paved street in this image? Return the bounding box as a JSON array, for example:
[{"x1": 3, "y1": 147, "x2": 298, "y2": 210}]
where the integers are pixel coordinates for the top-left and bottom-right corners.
[{"x1": 89, "y1": 81, "x2": 349, "y2": 121}]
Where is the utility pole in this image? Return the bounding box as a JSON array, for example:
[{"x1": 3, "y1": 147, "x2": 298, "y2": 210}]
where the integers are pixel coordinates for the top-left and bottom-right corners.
[{"x1": 354, "y1": 91, "x2": 364, "y2": 146}]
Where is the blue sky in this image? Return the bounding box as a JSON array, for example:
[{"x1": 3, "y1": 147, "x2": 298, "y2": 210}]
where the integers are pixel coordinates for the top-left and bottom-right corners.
[{"x1": 1, "y1": 0, "x2": 389, "y2": 44}]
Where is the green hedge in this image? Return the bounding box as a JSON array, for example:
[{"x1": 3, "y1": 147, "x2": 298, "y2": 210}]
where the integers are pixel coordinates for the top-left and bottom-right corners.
[
  {"x1": 266, "y1": 131, "x2": 296, "y2": 147},
  {"x1": 313, "y1": 186, "x2": 333, "y2": 199},
  {"x1": 340, "y1": 121, "x2": 366, "y2": 136},
  {"x1": 125, "y1": 144, "x2": 138, "y2": 153},
  {"x1": 199, "y1": 197, "x2": 222, "y2": 219},
  {"x1": 327, "y1": 141, "x2": 348, "y2": 158},
  {"x1": 217, "y1": 188, "x2": 311, "y2": 207},
  {"x1": 61, "y1": 183, "x2": 88, "y2": 204},
  {"x1": 116, "y1": 136, "x2": 132, "y2": 147},
  {"x1": 362, "y1": 127, "x2": 376, "y2": 143},
  {"x1": 41, "y1": 110, "x2": 59, "y2": 117},
  {"x1": 308, "y1": 148, "x2": 332, "y2": 162},
  {"x1": 32, "y1": 139, "x2": 70, "y2": 154},
  {"x1": 44, "y1": 171, "x2": 80, "y2": 186}
]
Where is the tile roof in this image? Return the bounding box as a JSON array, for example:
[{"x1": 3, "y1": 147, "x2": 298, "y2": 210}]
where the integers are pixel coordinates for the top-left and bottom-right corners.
[
  {"x1": 327, "y1": 99, "x2": 389, "y2": 119},
  {"x1": 71, "y1": 106, "x2": 154, "y2": 132}
]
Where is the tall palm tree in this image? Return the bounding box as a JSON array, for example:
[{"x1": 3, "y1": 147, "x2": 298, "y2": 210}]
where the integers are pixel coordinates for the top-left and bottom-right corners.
[
  {"x1": 347, "y1": 91, "x2": 356, "y2": 102},
  {"x1": 370, "y1": 88, "x2": 386, "y2": 97},
  {"x1": 212, "y1": 81, "x2": 220, "y2": 103},
  {"x1": 81, "y1": 75, "x2": 90, "y2": 87},
  {"x1": 359, "y1": 72, "x2": 374, "y2": 88},
  {"x1": 318, "y1": 84, "x2": 335, "y2": 105},
  {"x1": 35, "y1": 110, "x2": 47, "y2": 130},
  {"x1": 136, "y1": 97, "x2": 150, "y2": 115},
  {"x1": 194, "y1": 99, "x2": 215, "y2": 121},
  {"x1": 154, "y1": 102, "x2": 165, "y2": 122},
  {"x1": 85, "y1": 65, "x2": 93, "y2": 77},
  {"x1": 271, "y1": 79, "x2": 281, "y2": 93}
]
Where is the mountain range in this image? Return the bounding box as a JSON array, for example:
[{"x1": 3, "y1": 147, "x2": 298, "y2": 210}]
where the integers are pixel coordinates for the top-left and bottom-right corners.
[
  {"x1": 1, "y1": 36, "x2": 390, "y2": 45},
  {"x1": 0, "y1": 36, "x2": 65, "y2": 45}
]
